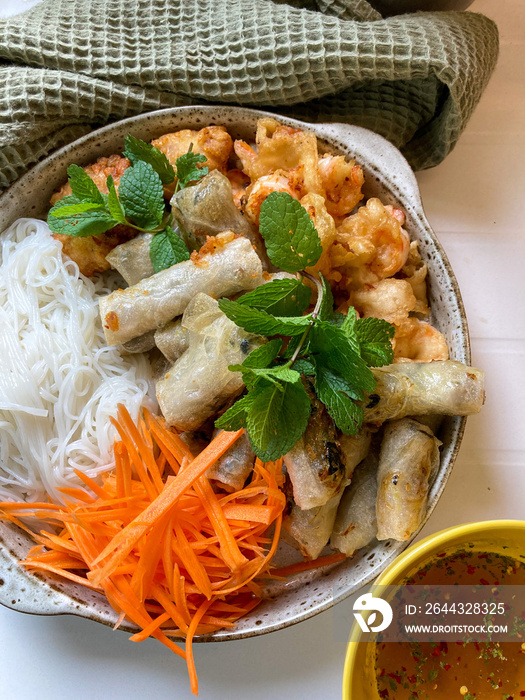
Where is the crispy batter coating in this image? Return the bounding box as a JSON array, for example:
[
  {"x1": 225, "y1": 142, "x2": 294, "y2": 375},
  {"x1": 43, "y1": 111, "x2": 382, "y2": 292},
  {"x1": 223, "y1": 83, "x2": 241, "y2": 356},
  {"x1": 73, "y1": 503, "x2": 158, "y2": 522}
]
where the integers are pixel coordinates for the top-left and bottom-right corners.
[
  {"x1": 50, "y1": 154, "x2": 131, "y2": 205},
  {"x1": 152, "y1": 126, "x2": 233, "y2": 196},
  {"x1": 50, "y1": 154, "x2": 136, "y2": 277},
  {"x1": 351, "y1": 278, "x2": 417, "y2": 327},
  {"x1": 318, "y1": 154, "x2": 364, "y2": 218},
  {"x1": 330, "y1": 198, "x2": 410, "y2": 290},
  {"x1": 394, "y1": 317, "x2": 449, "y2": 362},
  {"x1": 398, "y1": 240, "x2": 429, "y2": 315},
  {"x1": 234, "y1": 118, "x2": 323, "y2": 196},
  {"x1": 244, "y1": 168, "x2": 303, "y2": 225},
  {"x1": 54, "y1": 228, "x2": 137, "y2": 278}
]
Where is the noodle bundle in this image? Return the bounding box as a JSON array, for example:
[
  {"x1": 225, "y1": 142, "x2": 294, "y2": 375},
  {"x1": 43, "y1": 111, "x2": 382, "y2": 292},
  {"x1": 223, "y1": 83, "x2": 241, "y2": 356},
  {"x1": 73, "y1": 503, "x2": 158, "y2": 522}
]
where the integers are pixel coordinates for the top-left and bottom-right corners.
[{"x1": 0, "y1": 218, "x2": 154, "y2": 503}]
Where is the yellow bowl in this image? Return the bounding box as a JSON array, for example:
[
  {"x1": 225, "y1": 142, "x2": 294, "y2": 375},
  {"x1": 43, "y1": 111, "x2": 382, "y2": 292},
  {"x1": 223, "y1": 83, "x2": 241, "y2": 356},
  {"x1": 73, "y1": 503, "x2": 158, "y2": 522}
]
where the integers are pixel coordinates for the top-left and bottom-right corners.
[{"x1": 342, "y1": 519, "x2": 525, "y2": 700}]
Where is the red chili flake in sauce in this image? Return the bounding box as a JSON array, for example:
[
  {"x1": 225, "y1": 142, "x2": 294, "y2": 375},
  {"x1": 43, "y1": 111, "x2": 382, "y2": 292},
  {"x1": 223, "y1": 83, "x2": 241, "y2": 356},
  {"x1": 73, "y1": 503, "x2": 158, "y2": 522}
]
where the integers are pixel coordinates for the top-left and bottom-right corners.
[
  {"x1": 480, "y1": 578, "x2": 490, "y2": 585},
  {"x1": 467, "y1": 564, "x2": 477, "y2": 575},
  {"x1": 443, "y1": 663, "x2": 451, "y2": 671}
]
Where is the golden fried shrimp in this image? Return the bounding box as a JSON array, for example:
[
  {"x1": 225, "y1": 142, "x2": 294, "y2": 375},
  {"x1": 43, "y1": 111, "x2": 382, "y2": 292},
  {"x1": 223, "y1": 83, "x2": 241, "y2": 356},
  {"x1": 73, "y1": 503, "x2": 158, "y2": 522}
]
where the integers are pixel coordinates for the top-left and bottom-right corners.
[
  {"x1": 350, "y1": 278, "x2": 417, "y2": 327},
  {"x1": 244, "y1": 169, "x2": 302, "y2": 224},
  {"x1": 234, "y1": 118, "x2": 323, "y2": 196},
  {"x1": 317, "y1": 154, "x2": 364, "y2": 218},
  {"x1": 50, "y1": 154, "x2": 136, "y2": 277},
  {"x1": 300, "y1": 194, "x2": 337, "y2": 280},
  {"x1": 54, "y1": 227, "x2": 137, "y2": 278},
  {"x1": 50, "y1": 154, "x2": 131, "y2": 205},
  {"x1": 330, "y1": 198, "x2": 410, "y2": 289},
  {"x1": 232, "y1": 140, "x2": 259, "y2": 177},
  {"x1": 399, "y1": 241, "x2": 429, "y2": 315},
  {"x1": 393, "y1": 317, "x2": 449, "y2": 363},
  {"x1": 152, "y1": 126, "x2": 233, "y2": 196},
  {"x1": 226, "y1": 169, "x2": 251, "y2": 210},
  {"x1": 385, "y1": 205, "x2": 406, "y2": 226}
]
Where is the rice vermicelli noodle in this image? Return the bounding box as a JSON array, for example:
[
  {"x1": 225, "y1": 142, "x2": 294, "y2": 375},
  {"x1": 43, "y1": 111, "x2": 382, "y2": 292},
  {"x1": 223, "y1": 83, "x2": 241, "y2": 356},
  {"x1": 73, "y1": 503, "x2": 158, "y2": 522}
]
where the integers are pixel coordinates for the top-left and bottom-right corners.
[{"x1": 0, "y1": 218, "x2": 154, "y2": 504}]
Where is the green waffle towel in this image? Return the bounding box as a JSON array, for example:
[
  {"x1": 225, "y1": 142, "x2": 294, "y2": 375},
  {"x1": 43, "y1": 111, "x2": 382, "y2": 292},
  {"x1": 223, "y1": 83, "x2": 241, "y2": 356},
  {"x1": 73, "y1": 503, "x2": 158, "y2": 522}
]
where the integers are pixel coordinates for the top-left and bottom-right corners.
[{"x1": 0, "y1": 0, "x2": 498, "y2": 190}]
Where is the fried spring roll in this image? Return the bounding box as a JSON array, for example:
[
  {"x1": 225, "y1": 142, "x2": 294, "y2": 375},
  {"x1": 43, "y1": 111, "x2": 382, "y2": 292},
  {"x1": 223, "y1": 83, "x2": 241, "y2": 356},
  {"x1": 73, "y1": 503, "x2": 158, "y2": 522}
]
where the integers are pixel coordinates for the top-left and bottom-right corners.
[
  {"x1": 284, "y1": 429, "x2": 371, "y2": 559},
  {"x1": 365, "y1": 361, "x2": 484, "y2": 424},
  {"x1": 105, "y1": 232, "x2": 155, "y2": 285},
  {"x1": 119, "y1": 329, "x2": 157, "y2": 354},
  {"x1": 154, "y1": 319, "x2": 190, "y2": 364},
  {"x1": 207, "y1": 431, "x2": 255, "y2": 492},
  {"x1": 171, "y1": 170, "x2": 265, "y2": 257},
  {"x1": 99, "y1": 234, "x2": 263, "y2": 346},
  {"x1": 283, "y1": 391, "x2": 346, "y2": 511},
  {"x1": 156, "y1": 294, "x2": 264, "y2": 431},
  {"x1": 330, "y1": 453, "x2": 379, "y2": 556},
  {"x1": 376, "y1": 418, "x2": 440, "y2": 542}
]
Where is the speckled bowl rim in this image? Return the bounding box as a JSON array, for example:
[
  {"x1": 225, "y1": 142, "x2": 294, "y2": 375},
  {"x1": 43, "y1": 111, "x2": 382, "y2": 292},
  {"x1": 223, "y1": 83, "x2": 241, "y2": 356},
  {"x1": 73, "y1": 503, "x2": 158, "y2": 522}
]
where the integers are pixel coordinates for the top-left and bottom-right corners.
[{"x1": 0, "y1": 105, "x2": 470, "y2": 642}]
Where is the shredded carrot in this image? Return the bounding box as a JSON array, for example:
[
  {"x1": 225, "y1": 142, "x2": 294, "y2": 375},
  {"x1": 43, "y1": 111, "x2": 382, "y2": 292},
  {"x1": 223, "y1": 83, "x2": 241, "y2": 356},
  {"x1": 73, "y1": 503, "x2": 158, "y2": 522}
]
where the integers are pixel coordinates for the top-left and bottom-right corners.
[
  {"x1": 222, "y1": 503, "x2": 276, "y2": 525},
  {"x1": 186, "y1": 599, "x2": 212, "y2": 695},
  {"x1": 89, "y1": 426, "x2": 244, "y2": 582},
  {"x1": 2, "y1": 405, "x2": 303, "y2": 696}
]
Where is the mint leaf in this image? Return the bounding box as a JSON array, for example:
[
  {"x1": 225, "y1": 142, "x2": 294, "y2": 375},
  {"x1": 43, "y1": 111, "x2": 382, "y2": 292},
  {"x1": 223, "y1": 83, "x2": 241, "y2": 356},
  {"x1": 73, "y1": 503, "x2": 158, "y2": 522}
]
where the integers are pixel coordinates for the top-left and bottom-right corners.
[
  {"x1": 218, "y1": 298, "x2": 312, "y2": 337},
  {"x1": 149, "y1": 225, "x2": 190, "y2": 273},
  {"x1": 355, "y1": 317, "x2": 395, "y2": 367},
  {"x1": 340, "y1": 307, "x2": 361, "y2": 355},
  {"x1": 238, "y1": 278, "x2": 311, "y2": 317},
  {"x1": 118, "y1": 161, "x2": 165, "y2": 230},
  {"x1": 246, "y1": 379, "x2": 311, "y2": 461},
  {"x1": 175, "y1": 148, "x2": 208, "y2": 188},
  {"x1": 314, "y1": 362, "x2": 364, "y2": 434},
  {"x1": 49, "y1": 201, "x2": 105, "y2": 218},
  {"x1": 341, "y1": 307, "x2": 357, "y2": 338},
  {"x1": 67, "y1": 164, "x2": 104, "y2": 204},
  {"x1": 240, "y1": 339, "x2": 283, "y2": 369},
  {"x1": 106, "y1": 175, "x2": 127, "y2": 224},
  {"x1": 229, "y1": 364, "x2": 301, "y2": 390},
  {"x1": 329, "y1": 311, "x2": 346, "y2": 327},
  {"x1": 309, "y1": 321, "x2": 376, "y2": 396},
  {"x1": 123, "y1": 134, "x2": 175, "y2": 185},
  {"x1": 259, "y1": 192, "x2": 323, "y2": 273},
  {"x1": 47, "y1": 196, "x2": 118, "y2": 237},
  {"x1": 293, "y1": 358, "x2": 315, "y2": 376},
  {"x1": 339, "y1": 310, "x2": 394, "y2": 366},
  {"x1": 215, "y1": 394, "x2": 254, "y2": 431}
]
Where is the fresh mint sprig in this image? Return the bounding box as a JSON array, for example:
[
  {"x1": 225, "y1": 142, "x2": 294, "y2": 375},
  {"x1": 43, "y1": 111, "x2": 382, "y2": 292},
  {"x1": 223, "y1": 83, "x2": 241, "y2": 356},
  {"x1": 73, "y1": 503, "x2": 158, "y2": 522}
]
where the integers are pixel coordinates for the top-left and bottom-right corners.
[
  {"x1": 173, "y1": 145, "x2": 209, "y2": 192},
  {"x1": 149, "y1": 224, "x2": 190, "y2": 273},
  {"x1": 46, "y1": 138, "x2": 211, "y2": 274},
  {"x1": 48, "y1": 160, "x2": 168, "y2": 235},
  {"x1": 123, "y1": 134, "x2": 175, "y2": 185},
  {"x1": 259, "y1": 192, "x2": 323, "y2": 273},
  {"x1": 216, "y1": 192, "x2": 395, "y2": 461}
]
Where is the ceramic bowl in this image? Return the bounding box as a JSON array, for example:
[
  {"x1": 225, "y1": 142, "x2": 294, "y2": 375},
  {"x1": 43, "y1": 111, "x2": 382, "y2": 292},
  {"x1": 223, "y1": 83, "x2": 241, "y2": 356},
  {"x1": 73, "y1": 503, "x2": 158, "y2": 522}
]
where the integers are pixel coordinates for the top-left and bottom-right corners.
[{"x1": 0, "y1": 105, "x2": 470, "y2": 641}]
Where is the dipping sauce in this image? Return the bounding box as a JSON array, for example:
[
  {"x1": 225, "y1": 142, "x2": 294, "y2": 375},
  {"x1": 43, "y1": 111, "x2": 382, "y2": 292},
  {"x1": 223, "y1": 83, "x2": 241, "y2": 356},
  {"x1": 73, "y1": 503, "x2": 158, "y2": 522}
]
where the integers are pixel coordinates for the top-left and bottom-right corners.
[{"x1": 375, "y1": 550, "x2": 525, "y2": 698}]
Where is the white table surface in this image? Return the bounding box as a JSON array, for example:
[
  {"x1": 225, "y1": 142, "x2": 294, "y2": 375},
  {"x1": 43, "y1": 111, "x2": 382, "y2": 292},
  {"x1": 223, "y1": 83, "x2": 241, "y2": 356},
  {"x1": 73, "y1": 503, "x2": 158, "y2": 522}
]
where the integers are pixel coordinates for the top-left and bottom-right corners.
[{"x1": 0, "y1": 1, "x2": 523, "y2": 698}]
